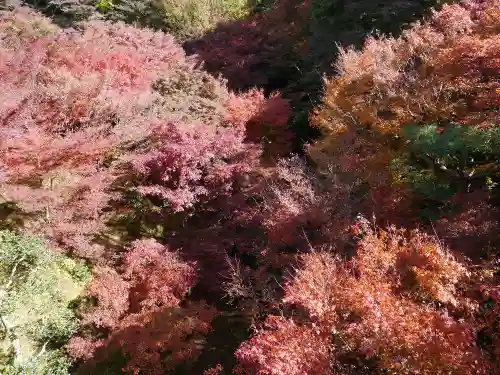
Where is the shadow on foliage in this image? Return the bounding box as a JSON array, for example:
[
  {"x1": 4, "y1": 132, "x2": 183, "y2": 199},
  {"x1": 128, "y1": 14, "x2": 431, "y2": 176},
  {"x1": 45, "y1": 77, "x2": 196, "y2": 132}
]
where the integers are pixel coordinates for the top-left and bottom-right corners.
[
  {"x1": 185, "y1": 0, "x2": 456, "y2": 152},
  {"x1": 73, "y1": 304, "x2": 217, "y2": 375},
  {"x1": 19, "y1": 0, "x2": 271, "y2": 36},
  {"x1": 20, "y1": 0, "x2": 181, "y2": 29}
]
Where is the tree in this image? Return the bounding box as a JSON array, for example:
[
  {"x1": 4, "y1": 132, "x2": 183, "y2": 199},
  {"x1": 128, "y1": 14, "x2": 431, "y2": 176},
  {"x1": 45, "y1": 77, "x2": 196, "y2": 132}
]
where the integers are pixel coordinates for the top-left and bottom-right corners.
[
  {"x1": 0, "y1": 8, "x2": 284, "y2": 260},
  {"x1": 309, "y1": 0, "x2": 499, "y2": 221},
  {"x1": 391, "y1": 123, "x2": 500, "y2": 218},
  {"x1": 237, "y1": 222, "x2": 490, "y2": 374},
  {"x1": 68, "y1": 239, "x2": 216, "y2": 374},
  {"x1": 0, "y1": 230, "x2": 90, "y2": 373}
]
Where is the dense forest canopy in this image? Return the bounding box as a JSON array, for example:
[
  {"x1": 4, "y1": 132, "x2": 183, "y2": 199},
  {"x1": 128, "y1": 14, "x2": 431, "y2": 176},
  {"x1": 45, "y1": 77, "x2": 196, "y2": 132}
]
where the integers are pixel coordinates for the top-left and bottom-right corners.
[{"x1": 0, "y1": 0, "x2": 498, "y2": 374}]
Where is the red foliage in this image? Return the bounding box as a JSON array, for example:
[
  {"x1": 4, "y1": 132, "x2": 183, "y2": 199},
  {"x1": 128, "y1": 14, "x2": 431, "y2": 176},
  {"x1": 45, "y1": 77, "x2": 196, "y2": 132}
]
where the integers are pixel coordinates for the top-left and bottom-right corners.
[
  {"x1": 66, "y1": 336, "x2": 105, "y2": 362},
  {"x1": 3, "y1": 3, "x2": 498, "y2": 374},
  {"x1": 110, "y1": 304, "x2": 216, "y2": 375},
  {"x1": 84, "y1": 267, "x2": 131, "y2": 329},
  {"x1": 436, "y1": 191, "x2": 500, "y2": 260},
  {"x1": 225, "y1": 90, "x2": 293, "y2": 158},
  {"x1": 236, "y1": 223, "x2": 490, "y2": 375},
  {"x1": 71, "y1": 303, "x2": 216, "y2": 375},
  {"x1": 68, "y1": 239, "x2": 213, "y2": 373},
  {"x1": 124, "y1": 239, "x2": 196, "y2": 310},
  {"x1": 127, "y1": 85, "x2": 294, "y2": 212},
  {"x1": 0, "y1": 14, "x2": 291, "y2": 374},
  {"x1": 479, "y1": 284, "x2": 500, "y2": 362}
]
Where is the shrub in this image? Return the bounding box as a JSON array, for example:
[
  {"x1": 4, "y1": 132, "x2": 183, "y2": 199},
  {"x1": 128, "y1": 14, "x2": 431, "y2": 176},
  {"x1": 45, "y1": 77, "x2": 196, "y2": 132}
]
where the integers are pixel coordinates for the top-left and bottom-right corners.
[
  {"x1": 123, "y1": 239, "x2": 196, "y2": 310},
  {"x1": 156, "y1": 0, "x2": 252, "y2": 39},
  {"x1": 20, "y1": 1, "x2": 97, "y2": 26},
  {"x1": 390, "y1": 123, "x2": 500, "y2": 219},
  {"x1": 314, "y1": 0, "x2": 498, "y2": 134},
  {"x1": 24, "y1": 0, "x2": 253, "y2": 39},
  {"x1": 0, "y1": 230, "x2": 90, "y2": 373},
  {"x1": 235, "y1": 218, "x2": 490, "y2": 374},
  {"x1": 78, "y1": 239, "x2": 196, "y2": 331}
]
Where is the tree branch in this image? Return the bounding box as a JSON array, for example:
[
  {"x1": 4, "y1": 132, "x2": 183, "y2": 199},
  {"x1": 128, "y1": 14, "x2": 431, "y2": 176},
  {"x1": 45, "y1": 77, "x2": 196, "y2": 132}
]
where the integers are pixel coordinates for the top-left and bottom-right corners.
[
  {"x1": 4, "y1": 257, "x2": 23, "y2": 291},
  {"x1": 1, "y1": 316, "x2": 22, "y2": 363}
]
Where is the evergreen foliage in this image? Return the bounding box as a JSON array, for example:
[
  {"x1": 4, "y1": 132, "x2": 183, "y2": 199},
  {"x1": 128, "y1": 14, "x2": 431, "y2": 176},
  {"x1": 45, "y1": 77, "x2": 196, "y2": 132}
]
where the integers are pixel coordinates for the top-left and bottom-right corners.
[
  {"x1": 392, "y1": 123, "x2": 500, "y2": 203},
  {"x1": 0, "y1": 230, "x2": 90, "y2": 374}
]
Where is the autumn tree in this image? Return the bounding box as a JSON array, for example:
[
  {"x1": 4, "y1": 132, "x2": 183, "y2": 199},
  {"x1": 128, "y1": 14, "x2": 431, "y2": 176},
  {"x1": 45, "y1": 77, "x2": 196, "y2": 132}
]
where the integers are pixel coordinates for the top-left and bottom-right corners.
[
  {"x1": 0, "y1": 7, "x2": 287, "y2": 260},
  {"x1": 67, "y1": 239, "x2": 218, "y2": 374},
  {"x1": 236, "y1": 220, "x2": 490, "y2": 374},
  {"x1": 310, "y1": 0, "x2": 500, "y2": 221},
  {"x1": 0, "y1": 7, "x2": 292, "y2": 373}
]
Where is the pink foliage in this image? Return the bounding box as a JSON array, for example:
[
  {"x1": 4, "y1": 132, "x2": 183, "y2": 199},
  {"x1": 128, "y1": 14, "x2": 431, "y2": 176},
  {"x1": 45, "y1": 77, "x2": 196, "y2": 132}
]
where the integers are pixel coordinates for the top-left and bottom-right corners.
[
  {"x1": 128, "y1": 120, "x2": 261, "y2": 212},
  {"x1": 84, "y1": 267, "x2": 130, "y2": 329},
  {"x1": 124, "y1": 239, "x2": 196, "y2": 310},
  {"x1": 66, "y1": 336, "x2": 105, "y2": 361},
  {"x1": 128, "y1": 87, "x2": 291, "y2": 212},
  {"x1": 69, "y1": 239, "x2": 209, "y2": 374},
  {"x1": 225, "y1": 89, "x2": 268, "y2": 129},
  {"x1": 0, "y1": 9, "x2": 186, "y2": 257},
  {"x1": 0, "y1": 9, "x2": 286, "y2": 259},
  {"x1": 235, "y1": 316, "x2": 332, "y2": 375}
]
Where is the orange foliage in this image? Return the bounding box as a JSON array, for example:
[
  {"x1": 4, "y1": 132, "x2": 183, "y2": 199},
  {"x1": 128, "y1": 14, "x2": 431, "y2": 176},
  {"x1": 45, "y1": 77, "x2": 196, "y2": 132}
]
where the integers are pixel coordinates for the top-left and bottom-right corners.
[
  {"x1": 308, "y1": 0, "x2": 500, "y2": 221},
  {"x1": 312, "y1": 0, "x2": 499, "y2": 135},
  {"x1": 280, "y1": 227, "x2": 489, "y2": 374},
  {"x1": 355, "y1": 225, "x2": 469, "y2": 306}
]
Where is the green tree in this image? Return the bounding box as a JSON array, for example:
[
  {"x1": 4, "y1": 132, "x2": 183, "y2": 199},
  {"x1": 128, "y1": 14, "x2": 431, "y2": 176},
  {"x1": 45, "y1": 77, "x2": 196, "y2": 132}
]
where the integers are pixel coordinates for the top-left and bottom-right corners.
[
  {"x1": 0, "y1": 231, "x2": 91, "y2": 373},
  {"x1": 393, "y1": 123, "x2": 500, "y2": 199}
]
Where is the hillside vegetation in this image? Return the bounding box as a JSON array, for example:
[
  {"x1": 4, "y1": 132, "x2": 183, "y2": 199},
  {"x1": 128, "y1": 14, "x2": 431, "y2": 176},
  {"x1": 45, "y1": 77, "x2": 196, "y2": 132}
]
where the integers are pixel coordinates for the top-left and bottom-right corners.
[
  {"x1": 0, "y1": 0, "x2": 498, "y2": 374},
  {"x1": 18, "y1": 0, "x2": 260, "y2": 38}
]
